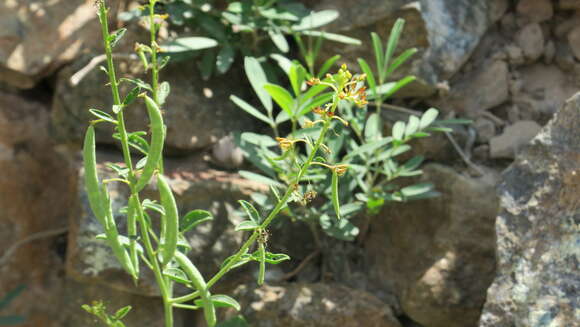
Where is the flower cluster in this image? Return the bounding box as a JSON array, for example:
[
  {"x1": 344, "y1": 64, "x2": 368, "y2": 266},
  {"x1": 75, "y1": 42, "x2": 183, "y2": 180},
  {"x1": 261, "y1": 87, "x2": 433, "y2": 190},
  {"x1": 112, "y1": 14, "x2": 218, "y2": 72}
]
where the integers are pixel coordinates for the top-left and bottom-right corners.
[{"x1": 307, "y1": 64, "x2": 368, "y2": 107}]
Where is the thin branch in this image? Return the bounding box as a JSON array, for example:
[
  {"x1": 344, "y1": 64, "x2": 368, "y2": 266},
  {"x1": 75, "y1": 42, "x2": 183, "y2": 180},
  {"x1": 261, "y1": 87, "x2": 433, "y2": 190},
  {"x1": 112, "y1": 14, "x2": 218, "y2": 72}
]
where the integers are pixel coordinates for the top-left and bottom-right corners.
[
  {"x1": 69, "y1": 53, "x2": 138, "y2": 86},
  {"x1": 281, "y1": 249, "x2": 321, "y2": 281},
  {"x1": 0, "y1": 227, "x2": 68, "y2": 267}
]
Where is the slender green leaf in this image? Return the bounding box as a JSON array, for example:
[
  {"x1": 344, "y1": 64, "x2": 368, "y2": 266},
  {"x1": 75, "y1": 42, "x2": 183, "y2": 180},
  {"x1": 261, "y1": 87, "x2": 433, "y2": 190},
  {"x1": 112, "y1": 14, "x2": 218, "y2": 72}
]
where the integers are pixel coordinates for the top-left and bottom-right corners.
[
  {"x1": 357, "y1": 58, "x2": 377, "y2": 95},
  {"x1": 180, "y1": 210, "x2": 213, "y2": 233},
  {"x1": 238, "y1": 200, "x2": 261, "y2": 223},
  {"x1": 299, "y1": 31, "x2": 361, "y2": 45},
  {"x1": 195, "y1": 295, "x2": 241, "y2": 311},
  {"x1": 235, "y1": 220, "x2": 259, "y2": 231},
  {"x1": 263, "y1": 84, "x2": 295, "y2": 118},
  {"x1": 383, "y1": 18, "x2": 405, "y2": 75},
  {"x1": 114, "y1": 305, "x2": 132, "y2": 320},
  {"x1": 392, "y1": 121, "x2": 405, "y2": 140},
  {"x1": 230, "y1": 95, "x2": 272, "y2": 125},
  {"x1": 387, "y1": 47, "x2": 417, "y2": 75},
  {"x1": 163, "y1": 267, "x2": 191, "y2": 284},
  {"x1": 268, "y1": 28, "x2": 289, "y2": 53},
  {"x1": 244, "y1": 57, "x2": 273, "y2": 113},
  {"x1": 400, "y1": 183, "x2": 434, "y2": 197},
  {"x1": 108, "y1": 28, "x2": 127, "y2": 48},
  {"x1": 160, "y1": 37, "x2": 218, "y2": 52},
  {"x1": 88, "y1": 108, "x2": 117, "y2": 124},
  {"x1": 405, "y1": 116, "x2": 420, "y2": 138},
  {"x1": 364, "y1": 113, "x2": 381, "y2": 141},
  {"x1": 122, "y1": 87, "x2": 140, "y2": 107},
  {"x1": 292, "y1": 10, "x2": 339, "y2": 31},
  {"x1": 270, "y1": 54, "x2": 293, "y2": 74},
  {"x1": 318, "y1": 55, "x2": 341, "y2": 78},
  {"x1": 420, "y1": 108, "x2": 439, "y2": 129},
  {"x1": 370, "y1": 32, "x2": 384, "y2": 80}
]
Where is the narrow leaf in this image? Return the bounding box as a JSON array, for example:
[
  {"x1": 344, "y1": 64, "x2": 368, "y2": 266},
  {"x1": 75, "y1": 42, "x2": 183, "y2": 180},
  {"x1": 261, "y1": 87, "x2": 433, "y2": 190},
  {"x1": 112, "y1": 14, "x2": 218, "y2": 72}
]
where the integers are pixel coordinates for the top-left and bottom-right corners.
[
  {"x1": 180, "y1": 210, "x2": 213, "y2": 233},
  {"x1": 263, "y1": 84, "x2": 295, "y2": 118},
  {"x1": 158, "y1": 82, "x2": 170, "y2": 106},
  {"x1": 235, "y1": 220, "x2": 259, "y2": 231},
  {"x1": 420, "y1": 108, "x2": 439, "y2": 129},
  {"x1": 161, "y1": 37, "x2": 218, "y2": 52},
  {"x1": 238, "y1": 200, "x2": 261, "y2": 223},
  {"x1": 230, "y1": 95, "x2": 272, "y2": 125},
  {"x1": 244, "y1": 57, "x2": 273, "y2": 113}
]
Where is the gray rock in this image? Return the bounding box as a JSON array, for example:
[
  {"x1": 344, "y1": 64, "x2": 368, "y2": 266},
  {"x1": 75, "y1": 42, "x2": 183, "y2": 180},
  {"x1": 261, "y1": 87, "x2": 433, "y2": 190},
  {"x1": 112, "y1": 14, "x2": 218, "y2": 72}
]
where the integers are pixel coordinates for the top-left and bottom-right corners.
[
  {"x1": 67, "y1": 150, "x2": 265, "y2": 296},
  {"x1": 479, "y1": 93, "x2": 580, "y2": 327},
  {"x1": 51, "y1": 50, "x2": 255, "y2": 152},
  {"x1": 305, "y1": 0, "x2": 508, "y2": 97},
  {"x1": 222, "y1": 283, "x2": 402, "y2": 327},
  {"x1": 365, "y1": 164, "x2": 499, "y2": 327},
  {"x1": 474, "y1": 117, "x2": 497, "y2": 143},
  {"x1": 489, "y1": 120, "x2": 542, "y2": 159},
  {"x1": 515, "y1": 23, "x2": 545, "y2": 62}
]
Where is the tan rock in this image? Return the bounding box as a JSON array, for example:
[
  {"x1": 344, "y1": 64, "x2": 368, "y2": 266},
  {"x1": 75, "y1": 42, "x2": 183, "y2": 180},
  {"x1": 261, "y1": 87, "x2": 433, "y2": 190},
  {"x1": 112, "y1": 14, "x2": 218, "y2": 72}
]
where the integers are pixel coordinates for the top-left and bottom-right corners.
[
  {"x1": 366, "y1": 164, "x2": 499, "y2": 327},
  {"x1": 515, "y1": 23, "x2": 545, "y2": 62},
  {"x1": 516, "y1": 0, "x2": 553, "y2": 22},
  {"x1": 567, "y1": 25, "x2": 580, "y2": 60},
  {"x1": 223, "y1": 283, "x2": 402, "y2": 327},
  {"x1": 559, "y1": 0, "x2": 580, "y2": 10},
  {"x1": 489, "y1": 120, "x2": 542, "y2": 159},
  {"x1": 0, "y1": 0, "x2": 112, "y2": 88}
]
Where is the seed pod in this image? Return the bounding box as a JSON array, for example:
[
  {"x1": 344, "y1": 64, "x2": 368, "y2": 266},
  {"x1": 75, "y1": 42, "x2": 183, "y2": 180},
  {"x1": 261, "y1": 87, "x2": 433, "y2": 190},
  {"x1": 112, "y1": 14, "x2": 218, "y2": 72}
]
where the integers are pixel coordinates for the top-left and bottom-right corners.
[
  {"x1": 174, "y1": 252, "x2": 216, "y2": 327},
  {"x1": 258, "y1": 243, "x2": 266, "y2": 285},
  {"x1": 134, "y1": 95, "x2": 165, "y2": 192},
  {"x1": 331, "y1": 169, "x2": 341, "y2": 220},
  {"x1": 127, "y1": 194, "x2": 139, "y2": 276},
  {"x1": 157, "y1": 175, "x2": 178, "y2": 266},
  {"x1": 102, "y1": 184, "x2": 136, "y2": 278},
  {"x1": 83, "y1": 125, "x2": 106, "y2": 226}
]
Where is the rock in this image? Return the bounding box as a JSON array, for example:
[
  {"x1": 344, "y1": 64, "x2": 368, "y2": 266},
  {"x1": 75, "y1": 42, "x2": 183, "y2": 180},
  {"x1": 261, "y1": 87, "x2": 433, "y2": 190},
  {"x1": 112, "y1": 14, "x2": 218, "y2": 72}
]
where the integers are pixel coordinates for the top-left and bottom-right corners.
[
  {"x1": 505, "y1": 44, "x2": 525, "y2": 66},
  {"x1": 222, "y1": 283, "x2": 402, "y2": 327},
  {"x1": 543, "y1": 40, "x2": 555, "y2": 64},
  {"x1": 479, "y1": 92, "x2": 580, "y2": 327},
  {"x1": 511, "y1": 64, "x2": 579, "y2": 122},
  {"x1": 0, "y1": 90, "x2": 74, "y2": 326},
  {"x1": 567, "y1": 25, "x2": 580, "y2": 61},
  {"x1": 516, "y1": 0, "x2": 553, "y2": 23},
  {"x1": 365, "y1": 164, "x2": 499, "y2": 327},
  {"x1": 432, "y1": 60, "x2": 509, "y2": 115},
  {"x1": 489, "y1": 120, "x2": 541, "y2": 159},
  {"x1": 211, "y1": 134, "x2": 245, "y2": 169},
  {"x1": 559, "y1": 0, "x2": 580, "y2": 10},
  {"x1": 554, "y1": 41, "x2": 576, "y2": 71},
  {"x1": 0, "y1": 0, "x2": 116, "y2": 88},
  {"x1": 51, "y1": 54, "x2": 255, "y2": 152},
  {"x1": 61, "y1": 278, "x2": 180, "y2": 327},
  {"x1": 304, "y1": 0, "x2": 508, "y2": 97},
  {"x1": 474, "y1": 117, "x2": 497, "y2": 143},
  {"x1": 515, "y1": 23, "x2": 545, "y2": 62},
  {"x1": 66, "y1": 149, "x2": 265, "y2": 296}
]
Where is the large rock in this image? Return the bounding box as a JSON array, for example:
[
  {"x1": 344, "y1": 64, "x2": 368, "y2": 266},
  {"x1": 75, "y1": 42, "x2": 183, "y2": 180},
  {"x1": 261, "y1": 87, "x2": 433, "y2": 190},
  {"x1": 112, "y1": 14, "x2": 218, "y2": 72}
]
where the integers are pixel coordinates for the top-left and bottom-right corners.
[
  {"x1": 0, "y1": 90, "x2": 74, "y2": 326},
  {"x1": 365, "y1": 164, "x2": 499, "y2": 327},
  {"x1": 479, "y1": 93, "x2": 580, "y2": 327},
  {"x1": 51, "y1": 54, "x2": 255, "y2": 152},
  {"x1": 0, "y1": 0, "x2": 113, "y2": 88},
  {"x1": 431, "y1": 59, "x2": 510, "y2": 116},
  {"x1": 66, "y1": 149, "x2": 264, "y2": 296},
  {"x1": 305, "y1": 0, "x2": 508, "y2": 97},
  {"x1": 489, "y1": 120, "x2": 542, "y2": 159},
  {"x1": 222, "y1": 283, "x2": 402, "y2": 327}
]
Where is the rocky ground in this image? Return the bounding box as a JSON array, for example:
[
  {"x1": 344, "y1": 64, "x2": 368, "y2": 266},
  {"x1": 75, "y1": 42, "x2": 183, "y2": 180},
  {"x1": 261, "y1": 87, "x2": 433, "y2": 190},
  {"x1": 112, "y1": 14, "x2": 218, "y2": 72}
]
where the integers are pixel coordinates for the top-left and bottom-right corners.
[{"x1": 0, "y1": 1, "x2": 578, "y2": 327}]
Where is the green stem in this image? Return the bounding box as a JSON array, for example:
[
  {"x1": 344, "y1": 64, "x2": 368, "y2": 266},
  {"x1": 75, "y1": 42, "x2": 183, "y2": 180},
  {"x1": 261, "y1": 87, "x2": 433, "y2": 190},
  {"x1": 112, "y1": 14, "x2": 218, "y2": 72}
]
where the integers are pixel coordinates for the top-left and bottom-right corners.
[
  {"x1": 135, "y1": 197, "x2": 174, "y2": 327},
  {"x1": 98, "y1": 2, "x2": 135, "y2": 181},
  {"x1": 205, "y1": 109, "x2": 333, "y2": 291}
]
